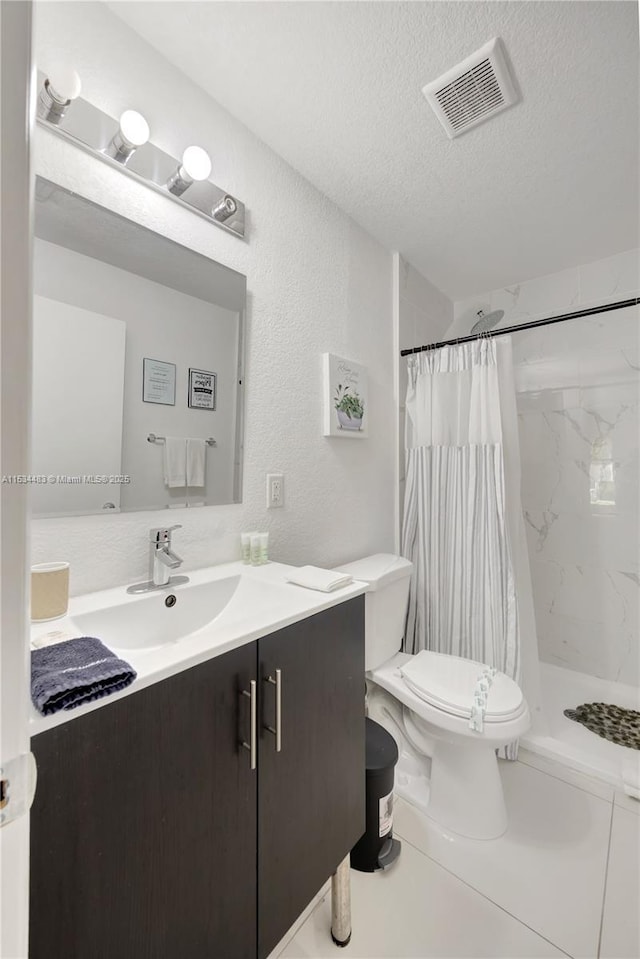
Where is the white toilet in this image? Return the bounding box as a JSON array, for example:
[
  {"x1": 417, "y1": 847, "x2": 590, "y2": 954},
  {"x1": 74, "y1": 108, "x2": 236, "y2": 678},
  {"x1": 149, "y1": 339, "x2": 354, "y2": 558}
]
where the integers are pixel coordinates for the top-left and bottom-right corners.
[{"x1": 336, "y1": 553, "x2": 531, "y2": 840}]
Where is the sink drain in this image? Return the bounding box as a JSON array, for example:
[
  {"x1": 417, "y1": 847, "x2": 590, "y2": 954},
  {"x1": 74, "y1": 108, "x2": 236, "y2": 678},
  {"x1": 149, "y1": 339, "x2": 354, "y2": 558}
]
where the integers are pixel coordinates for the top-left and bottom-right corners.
[{"x1": 165, "y1": 594, "x2": 177, "y2": 608}]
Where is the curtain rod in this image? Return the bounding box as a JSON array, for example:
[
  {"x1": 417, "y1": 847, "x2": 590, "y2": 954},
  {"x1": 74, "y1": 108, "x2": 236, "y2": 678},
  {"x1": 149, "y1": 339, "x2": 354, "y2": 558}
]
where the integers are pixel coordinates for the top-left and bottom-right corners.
[{"x1": 400, "y1": 297, "x2": 640, "y2": 357}]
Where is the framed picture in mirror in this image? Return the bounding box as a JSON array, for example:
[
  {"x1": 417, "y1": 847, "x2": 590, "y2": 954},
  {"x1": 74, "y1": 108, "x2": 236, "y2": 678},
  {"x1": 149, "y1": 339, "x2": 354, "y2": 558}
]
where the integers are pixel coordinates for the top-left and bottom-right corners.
[
  {"x1": 143, "y1": 358, "x2": 176, "y2": 405},
  {"x1": 188, "y1": 368, "x2": 217, "y2": 410}
]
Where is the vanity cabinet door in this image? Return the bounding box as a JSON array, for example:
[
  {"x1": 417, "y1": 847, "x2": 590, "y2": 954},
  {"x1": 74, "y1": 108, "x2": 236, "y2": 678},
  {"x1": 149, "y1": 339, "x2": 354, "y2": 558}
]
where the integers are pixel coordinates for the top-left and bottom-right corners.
[
  {"x1": 30, "y1": 642, "x2": 258, "y2": 959},
  {"x1": 257, "y1": 595, "x2": 365, "y2": 959}
]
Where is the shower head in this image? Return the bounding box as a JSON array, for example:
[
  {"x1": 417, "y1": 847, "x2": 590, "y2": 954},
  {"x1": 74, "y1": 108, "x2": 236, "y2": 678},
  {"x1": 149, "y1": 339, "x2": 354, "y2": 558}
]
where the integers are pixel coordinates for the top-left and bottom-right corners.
[{"x1": 470, "y1": 308, "x2": 504, "y2": 334}]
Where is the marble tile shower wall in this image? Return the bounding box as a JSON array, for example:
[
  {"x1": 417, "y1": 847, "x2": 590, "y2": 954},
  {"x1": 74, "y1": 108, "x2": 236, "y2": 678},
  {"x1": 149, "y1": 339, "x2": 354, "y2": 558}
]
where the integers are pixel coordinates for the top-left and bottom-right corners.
[
  {"x1": 513, "y1": 304, "x2": 639, "y2": 686},
  {"x1": 454, "y1": 248, "x2": 640, "y2": 332}
]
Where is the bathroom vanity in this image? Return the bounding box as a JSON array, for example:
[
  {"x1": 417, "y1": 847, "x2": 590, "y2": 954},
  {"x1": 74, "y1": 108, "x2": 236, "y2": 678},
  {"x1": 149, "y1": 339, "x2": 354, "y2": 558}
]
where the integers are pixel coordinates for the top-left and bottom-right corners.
[{"x1": 28, "y1": 563, "x2": 366, "y2": 959}]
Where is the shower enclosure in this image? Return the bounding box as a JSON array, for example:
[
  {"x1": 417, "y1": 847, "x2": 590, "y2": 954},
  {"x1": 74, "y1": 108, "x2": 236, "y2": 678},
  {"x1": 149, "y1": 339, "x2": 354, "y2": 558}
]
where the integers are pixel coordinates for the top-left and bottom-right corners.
[
  {"x1": 512, "y1": 301, "x2": 639, "y2": 794},
  {"x1": 400, "y1": 295, "x2": 640, "y2": 794}
]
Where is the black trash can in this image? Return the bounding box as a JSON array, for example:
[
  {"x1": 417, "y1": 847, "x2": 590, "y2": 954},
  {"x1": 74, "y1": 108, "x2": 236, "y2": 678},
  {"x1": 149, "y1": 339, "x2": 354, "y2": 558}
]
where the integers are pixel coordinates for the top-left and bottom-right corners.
[{"x1": 351, "y1": 718, "x2": 402, "y2": 872}]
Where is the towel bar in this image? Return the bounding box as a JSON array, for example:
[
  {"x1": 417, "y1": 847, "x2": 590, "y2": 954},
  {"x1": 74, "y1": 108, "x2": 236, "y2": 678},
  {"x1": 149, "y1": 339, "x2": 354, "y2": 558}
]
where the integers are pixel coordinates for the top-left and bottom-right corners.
[{"x1": 147, "y1": 433, "x2": 216, "y2": 447}]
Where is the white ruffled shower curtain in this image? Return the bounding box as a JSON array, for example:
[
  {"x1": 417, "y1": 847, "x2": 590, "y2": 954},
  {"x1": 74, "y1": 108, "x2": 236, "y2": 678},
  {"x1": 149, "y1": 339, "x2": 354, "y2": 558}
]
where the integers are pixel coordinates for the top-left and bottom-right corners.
[{"x1": 401, "y1": 337, "x2": 540, "y2": 759}]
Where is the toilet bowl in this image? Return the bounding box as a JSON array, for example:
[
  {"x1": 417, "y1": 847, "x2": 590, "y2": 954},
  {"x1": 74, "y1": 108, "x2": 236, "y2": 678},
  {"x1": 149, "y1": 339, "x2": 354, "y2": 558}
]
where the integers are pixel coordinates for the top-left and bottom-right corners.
[
  {"x1": 335, "y1": 554, "x2": 531, "y2": 840},
  {"x1": 369, "y1": 651, "x2": 530, "y2": 839}
]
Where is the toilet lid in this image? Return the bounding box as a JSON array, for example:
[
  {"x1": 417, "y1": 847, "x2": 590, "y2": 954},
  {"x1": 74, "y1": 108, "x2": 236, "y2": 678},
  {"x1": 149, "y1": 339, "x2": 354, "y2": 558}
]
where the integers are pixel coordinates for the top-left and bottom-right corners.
[{"x1": 400, "y1": 650, "x2": 524, "y2": 721}]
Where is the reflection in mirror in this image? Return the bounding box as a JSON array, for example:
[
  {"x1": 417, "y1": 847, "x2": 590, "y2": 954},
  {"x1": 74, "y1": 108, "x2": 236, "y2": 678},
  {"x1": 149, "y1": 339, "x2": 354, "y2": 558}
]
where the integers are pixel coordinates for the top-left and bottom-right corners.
[{"x1": 32, "y1": 177, "x2": 246, "y2": 517}]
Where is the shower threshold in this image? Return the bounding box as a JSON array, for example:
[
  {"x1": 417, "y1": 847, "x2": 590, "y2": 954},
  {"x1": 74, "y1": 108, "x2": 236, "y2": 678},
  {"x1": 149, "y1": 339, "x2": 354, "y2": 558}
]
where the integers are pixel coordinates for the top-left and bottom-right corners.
[{"x1": 521, "y1": 661, "x2": 640, "y2": 797}]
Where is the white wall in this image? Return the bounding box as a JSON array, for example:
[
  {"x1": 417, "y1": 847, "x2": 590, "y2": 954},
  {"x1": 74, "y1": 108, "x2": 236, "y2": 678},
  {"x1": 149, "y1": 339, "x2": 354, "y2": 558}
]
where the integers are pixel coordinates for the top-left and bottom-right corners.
[
  {"x1": 454, "y1": 253, "x2": 640, "y2": 686},
  {"x1": 396, "y1": 254, "x2": 453, "y2": 531},
  {"x1": 34, "y1": 238, "x2": 239, "y2": 510},
  {"x1": 32, "y1": 294, "x2": 126, "y2": 514},
  {"x1": 32, "y1": 2, "x2": 396, "y2": 596}
]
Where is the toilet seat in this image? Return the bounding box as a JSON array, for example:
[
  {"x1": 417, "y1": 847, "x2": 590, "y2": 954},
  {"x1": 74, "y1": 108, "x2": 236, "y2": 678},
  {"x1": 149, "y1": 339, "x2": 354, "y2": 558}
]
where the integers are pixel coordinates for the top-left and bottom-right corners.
[
  {"x1": 369, "y1": 652, "x2": 529, "y2": 739},
  {"x1": 400, "y1": 650, "x2": 524, "y2": 723}
]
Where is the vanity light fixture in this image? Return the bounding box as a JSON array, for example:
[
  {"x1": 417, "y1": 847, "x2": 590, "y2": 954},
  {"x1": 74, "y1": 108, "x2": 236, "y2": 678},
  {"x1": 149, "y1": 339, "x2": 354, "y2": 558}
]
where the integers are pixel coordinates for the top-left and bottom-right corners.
[
  {"x1": 35, "y1": 68, "x2": 246, "y2": 237},
  {"x1": 106, "y1": 110, "x2": 150, "y2": 164},
  {"x1": 212, "y1": 194, "x2": 237, "y2": 222},
  {"x1": 37, "y1": 64, "x2": 82, "y2": 125},
  {"x1": 166, "y1": 146, "x2": 212, "y2": 196}
]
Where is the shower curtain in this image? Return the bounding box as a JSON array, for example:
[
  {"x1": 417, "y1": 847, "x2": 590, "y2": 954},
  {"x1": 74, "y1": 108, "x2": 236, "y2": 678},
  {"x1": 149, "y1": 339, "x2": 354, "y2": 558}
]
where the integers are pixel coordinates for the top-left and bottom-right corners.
[{"x1": 401, "y1": 336, "x2": 540, "y2": 759}]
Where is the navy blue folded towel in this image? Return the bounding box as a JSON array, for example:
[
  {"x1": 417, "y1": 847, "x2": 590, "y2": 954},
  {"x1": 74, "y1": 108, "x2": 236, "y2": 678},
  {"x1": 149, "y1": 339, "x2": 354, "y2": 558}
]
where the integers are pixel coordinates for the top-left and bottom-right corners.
[{"x1": 31, "y1": 636, "x2": 137, "y2": 716}]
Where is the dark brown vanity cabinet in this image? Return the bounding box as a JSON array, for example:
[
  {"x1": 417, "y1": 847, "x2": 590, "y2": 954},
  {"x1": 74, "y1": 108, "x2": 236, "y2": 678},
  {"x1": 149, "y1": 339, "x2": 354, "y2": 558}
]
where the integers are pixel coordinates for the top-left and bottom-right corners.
[
  {"x1": 29, "y1": 595, "x2": 365, "y2": 959},
  {"x1": 257, "y1": 598, "x2": 365, "y2": 958}
]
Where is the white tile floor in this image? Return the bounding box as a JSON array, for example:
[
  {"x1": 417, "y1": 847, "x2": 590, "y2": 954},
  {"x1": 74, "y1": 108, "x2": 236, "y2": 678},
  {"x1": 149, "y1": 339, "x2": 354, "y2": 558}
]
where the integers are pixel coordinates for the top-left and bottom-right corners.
[{"x1": 274, "y1": 751, "x2": 640, "y2": 959}]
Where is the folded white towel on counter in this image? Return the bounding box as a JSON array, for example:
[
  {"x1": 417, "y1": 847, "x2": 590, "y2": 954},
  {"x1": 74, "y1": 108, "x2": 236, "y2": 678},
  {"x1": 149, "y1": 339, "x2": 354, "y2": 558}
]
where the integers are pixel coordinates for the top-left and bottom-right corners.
[
  {"x1": 186, "y1": 438, "x2": 206, "y2": 487},
  {"x1": 163, "y1": 437, "x2": 187, "y2": 488},
  {"x1": 286, "y1": 566, "x2": 353, "y2": 592}
]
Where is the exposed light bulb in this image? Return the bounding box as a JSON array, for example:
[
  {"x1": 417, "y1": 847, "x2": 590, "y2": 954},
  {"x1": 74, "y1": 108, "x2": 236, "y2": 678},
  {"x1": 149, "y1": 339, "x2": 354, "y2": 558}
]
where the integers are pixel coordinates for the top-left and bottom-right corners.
[
  {"x1": 46, "y1": 64, "x2": 82, "y2": 102},
  {"x1": 181, "y1": 146, "x2": 211, "y2": 181},
  {"x1": 107, "y1": 110, "x2": 150, "y2": 163},
  {"x1": 37, "y1": 63, "x2": 82, "y2": 125},
  {"x1": 166, "y1": 145, "x2": 211, "y2": 196},
  {"x1": 212, "y1": 194, "x2": 237, "y2": 223},
  {"x1": 119, "y1": 110, "x2": 150, "y2": 148}
]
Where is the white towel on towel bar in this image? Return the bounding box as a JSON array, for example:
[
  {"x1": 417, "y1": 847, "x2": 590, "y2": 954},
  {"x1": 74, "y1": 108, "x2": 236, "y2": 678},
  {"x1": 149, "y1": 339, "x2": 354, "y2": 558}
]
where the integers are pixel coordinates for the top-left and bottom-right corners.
[
  {"x1": 186, "y1": 438, "x2": 206, "y2": 488},
  {"x1": 163, "y1": 437, "x2": 187, "y2": 488}
]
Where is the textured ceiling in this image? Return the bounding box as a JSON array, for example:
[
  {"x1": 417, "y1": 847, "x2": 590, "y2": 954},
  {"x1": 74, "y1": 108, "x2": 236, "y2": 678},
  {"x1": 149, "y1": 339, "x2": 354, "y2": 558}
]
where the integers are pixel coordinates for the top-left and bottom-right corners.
[{"x1": 110, "y1": 1, "x2": 639, "y2": 299}]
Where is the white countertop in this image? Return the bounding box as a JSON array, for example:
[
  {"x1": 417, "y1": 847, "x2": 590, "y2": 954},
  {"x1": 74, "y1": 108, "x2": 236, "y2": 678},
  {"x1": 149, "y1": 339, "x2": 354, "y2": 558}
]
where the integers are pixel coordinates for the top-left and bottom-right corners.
[{"x1": 30, "y1": 560, "x2": 367, "y2": 736}]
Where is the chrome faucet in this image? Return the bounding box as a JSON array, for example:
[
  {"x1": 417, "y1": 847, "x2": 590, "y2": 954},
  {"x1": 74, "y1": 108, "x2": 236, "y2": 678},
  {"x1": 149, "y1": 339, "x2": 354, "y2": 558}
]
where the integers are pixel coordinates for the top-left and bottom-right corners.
[
  {"x1": 150, "y1": 524, "x2": 184, "y2": 586},
  {"x1": 127, "y1": 525, "x2": 189, "y2": 594}
]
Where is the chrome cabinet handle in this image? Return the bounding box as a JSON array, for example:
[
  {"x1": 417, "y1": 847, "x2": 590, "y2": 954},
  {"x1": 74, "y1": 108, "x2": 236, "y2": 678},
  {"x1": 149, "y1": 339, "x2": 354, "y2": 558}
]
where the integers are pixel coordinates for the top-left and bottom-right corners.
[
  {"x1": 241, "y1": 680, "x2": 257, "y2": 770},
  {"x1": 264, "y1": 668, "x2": 282, "y2": 752}
]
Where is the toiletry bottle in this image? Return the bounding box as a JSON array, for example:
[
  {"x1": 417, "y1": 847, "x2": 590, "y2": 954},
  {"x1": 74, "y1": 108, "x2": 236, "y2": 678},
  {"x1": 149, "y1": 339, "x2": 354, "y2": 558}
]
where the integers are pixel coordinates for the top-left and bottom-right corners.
[
  {"x1": 250, "y1": 533, "x2": 261, "y2": 566},
  {"x1": 259, "y1": 532, "x2": 269, "y2": 564},
  {"x1": 240, "y1": 532, "x2": 253, "y2": 565}
]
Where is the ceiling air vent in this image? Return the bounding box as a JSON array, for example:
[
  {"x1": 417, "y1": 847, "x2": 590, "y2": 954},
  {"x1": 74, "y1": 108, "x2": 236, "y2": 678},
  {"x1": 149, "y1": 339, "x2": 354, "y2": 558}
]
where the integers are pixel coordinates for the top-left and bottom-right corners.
[{"x1": 422, "y1": 37, "x2": 518, "y2": 139}]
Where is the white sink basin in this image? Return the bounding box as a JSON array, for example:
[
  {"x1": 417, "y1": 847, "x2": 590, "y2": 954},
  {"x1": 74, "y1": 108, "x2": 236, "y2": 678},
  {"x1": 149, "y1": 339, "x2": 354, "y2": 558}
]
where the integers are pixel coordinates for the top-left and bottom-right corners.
[
  {"x1": 30, "y1": 561, "x2": 368, "y2": 735},
  {"x1": 71, "y1": 575, "x2": 241, "y2": 651}
]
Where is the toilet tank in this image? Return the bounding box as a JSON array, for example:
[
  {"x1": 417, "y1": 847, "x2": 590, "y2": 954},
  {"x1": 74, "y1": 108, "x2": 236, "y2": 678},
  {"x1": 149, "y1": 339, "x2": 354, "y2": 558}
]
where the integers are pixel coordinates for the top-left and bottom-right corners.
[{"x1": 333, "y1": 554, "x2": 413, "y2": 671}]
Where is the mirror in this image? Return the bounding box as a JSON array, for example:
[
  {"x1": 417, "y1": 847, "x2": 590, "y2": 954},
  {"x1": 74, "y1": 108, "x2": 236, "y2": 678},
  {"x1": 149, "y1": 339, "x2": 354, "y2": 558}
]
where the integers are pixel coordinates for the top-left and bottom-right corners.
[{"x1": 32, "y1": 177, "x2": 246, "y2": 517}]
